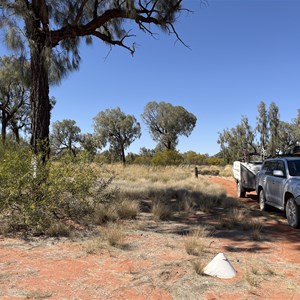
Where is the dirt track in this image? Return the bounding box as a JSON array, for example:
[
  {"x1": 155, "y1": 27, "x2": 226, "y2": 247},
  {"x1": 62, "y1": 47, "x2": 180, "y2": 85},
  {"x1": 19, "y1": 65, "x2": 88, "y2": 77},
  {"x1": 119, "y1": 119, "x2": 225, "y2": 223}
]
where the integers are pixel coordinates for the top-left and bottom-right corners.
[{"x1": 1, "y1": 176, "x2": 300, "y2": 299}]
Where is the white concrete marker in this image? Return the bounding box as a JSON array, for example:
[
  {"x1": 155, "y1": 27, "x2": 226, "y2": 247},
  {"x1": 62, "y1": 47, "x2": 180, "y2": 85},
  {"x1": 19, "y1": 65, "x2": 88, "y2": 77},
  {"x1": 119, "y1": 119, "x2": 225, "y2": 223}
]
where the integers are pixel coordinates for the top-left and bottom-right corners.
[{"x1": 203, "y1": 252, "x2": 237, "y2": 279}]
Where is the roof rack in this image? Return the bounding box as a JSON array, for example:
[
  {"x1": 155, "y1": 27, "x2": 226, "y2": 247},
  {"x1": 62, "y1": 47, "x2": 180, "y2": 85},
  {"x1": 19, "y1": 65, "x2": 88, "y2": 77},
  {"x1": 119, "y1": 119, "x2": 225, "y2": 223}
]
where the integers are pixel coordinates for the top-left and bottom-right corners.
[{"x1": 270, "y1": 153, "x2": 300, "y2": 158}]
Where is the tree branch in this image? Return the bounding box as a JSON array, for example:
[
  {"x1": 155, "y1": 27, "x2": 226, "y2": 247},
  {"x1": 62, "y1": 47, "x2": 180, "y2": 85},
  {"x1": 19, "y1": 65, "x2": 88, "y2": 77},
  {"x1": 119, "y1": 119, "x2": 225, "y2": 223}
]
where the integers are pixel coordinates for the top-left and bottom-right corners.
[{"x1": 50, "y1": 1, "x2": 187, "y2": 54}]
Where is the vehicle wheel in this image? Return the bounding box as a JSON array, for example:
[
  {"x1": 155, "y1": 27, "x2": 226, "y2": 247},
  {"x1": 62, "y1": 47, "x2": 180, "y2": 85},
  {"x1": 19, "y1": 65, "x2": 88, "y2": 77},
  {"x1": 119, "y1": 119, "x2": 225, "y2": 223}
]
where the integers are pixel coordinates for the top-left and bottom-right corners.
[
  {"x1": 259, "y1": 189, "x2": 268, "y2": 211},
  {"x1": 237, "y1": 181, "x2": 246, "y2": 198},
  {"x1": 286, "y1": 198, "x2": 300, "y2": 228}
]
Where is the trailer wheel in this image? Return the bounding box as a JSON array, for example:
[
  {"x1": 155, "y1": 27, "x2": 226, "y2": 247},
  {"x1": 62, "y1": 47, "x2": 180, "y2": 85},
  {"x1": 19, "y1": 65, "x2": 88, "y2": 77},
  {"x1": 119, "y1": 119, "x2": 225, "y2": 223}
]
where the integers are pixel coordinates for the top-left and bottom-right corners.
[
  {"x1": 286, "y1": 198, "x2": 300, "y2": 228},
  {"x1": 237, "y1": 181, "x2": 246, "y2": 198}
]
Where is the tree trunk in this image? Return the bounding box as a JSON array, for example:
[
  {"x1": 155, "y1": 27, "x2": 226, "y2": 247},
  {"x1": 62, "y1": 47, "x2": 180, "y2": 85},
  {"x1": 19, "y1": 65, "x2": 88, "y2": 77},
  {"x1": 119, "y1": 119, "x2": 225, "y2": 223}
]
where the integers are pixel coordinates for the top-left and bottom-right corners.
[
  {"x1": 121, "y1": 145, "x2": 126, "y2": 165},
  {"x1": 12, "y1": 126, "x2": 20, "y2": 144},
  {"x1": 29, "y1": 37, "x2": 51, "y2": 163},
  {"x1": 1, "y1": 112, "x2": 7, "y2": 146}
]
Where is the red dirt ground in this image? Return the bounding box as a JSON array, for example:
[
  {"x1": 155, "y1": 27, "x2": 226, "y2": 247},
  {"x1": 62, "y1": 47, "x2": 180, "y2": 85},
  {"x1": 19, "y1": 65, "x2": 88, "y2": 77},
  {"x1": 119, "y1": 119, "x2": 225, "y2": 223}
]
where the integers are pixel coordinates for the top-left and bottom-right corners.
[{"x1": 1, "y1": 176, "x2": 300, "y2": 299}]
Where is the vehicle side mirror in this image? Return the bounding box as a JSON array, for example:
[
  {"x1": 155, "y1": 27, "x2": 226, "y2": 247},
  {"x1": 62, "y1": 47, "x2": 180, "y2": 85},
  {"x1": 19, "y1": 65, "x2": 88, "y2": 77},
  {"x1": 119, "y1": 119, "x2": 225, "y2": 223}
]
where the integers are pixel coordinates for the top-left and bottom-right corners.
[{"x1": 273, "y1": 170, "x2": 284, "y2": 177}]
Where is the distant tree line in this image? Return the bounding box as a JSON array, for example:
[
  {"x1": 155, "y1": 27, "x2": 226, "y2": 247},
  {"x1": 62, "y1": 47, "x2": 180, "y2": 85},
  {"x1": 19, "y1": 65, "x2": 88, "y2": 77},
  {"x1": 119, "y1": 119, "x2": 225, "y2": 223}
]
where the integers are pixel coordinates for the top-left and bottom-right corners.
[
  {"x1": 0, "y1": 59, "x2": 224, "y2": 166},
  {"x1": 218, "y1": 101, "x2": 300, "y2": 164},
  {"x1": 49, "y1": 102, "x2": 204, "y2": 165}
]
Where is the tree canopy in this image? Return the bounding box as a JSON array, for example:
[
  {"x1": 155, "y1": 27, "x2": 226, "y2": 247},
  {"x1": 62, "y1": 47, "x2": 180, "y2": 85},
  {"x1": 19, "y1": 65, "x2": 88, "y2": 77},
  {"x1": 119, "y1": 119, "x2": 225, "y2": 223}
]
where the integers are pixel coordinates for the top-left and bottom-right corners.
[
  {"x1": 93, "y1": 107, "x2": 141, "y2": 164},
  {"x1": 141, "y1": 101, "x2": 197, "y2": 150},
  {"x1": 0, "y1": 56, "x2": 30, "y2": 145},
  {"x1": 51, "y1": 119, "x2": 81, "y2": 157},
  {"x1": 218, "y1": 101, "x2": 300, "y2": 163}
]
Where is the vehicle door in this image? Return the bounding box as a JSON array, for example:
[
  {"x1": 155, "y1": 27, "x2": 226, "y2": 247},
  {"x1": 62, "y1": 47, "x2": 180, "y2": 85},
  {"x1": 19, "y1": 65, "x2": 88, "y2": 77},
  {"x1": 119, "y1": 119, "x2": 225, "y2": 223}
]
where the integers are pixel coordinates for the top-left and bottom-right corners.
[
  {"x1": 269, "y1": 160, "x2": 287, "y2": 208},
  {"x1": 264, "y1": 160, "x2": 278, "y2": 205}
]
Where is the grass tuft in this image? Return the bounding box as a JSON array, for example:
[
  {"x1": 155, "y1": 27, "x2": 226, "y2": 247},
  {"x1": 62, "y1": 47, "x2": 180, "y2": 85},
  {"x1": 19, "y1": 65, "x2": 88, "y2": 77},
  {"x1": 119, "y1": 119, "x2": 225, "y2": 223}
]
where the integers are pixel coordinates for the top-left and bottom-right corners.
[
  {"x1": 191, "y1": 259, "x2": 206, "y2": 275},
  {"x1": 185, "y1": 226, "x2": 211, "y2": 256},
  {"x1": 105, "y1": 222, "x2": 126, "y2": 248},
  {"x1": 152, "y1": 201, "x2": 172, "y2": 221}
]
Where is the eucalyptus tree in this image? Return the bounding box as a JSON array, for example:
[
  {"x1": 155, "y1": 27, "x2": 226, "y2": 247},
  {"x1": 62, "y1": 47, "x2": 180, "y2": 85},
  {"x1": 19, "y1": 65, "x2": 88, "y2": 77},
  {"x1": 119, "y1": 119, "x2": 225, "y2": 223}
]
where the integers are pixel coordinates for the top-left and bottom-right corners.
[
  {"x1": 268, "y1": 101, "x2": 280, "y2": 156},
  {"x1": 51, "y1": 119, "x2": 81, "y2": 157},
  {"x1": 217, "y1": 116, "x2": 257, "y2": 163},
  {"x1": 0, "y1": 56, "x2": 30, "y2": 145},
  {"x1": 291, "y1": 109, "x2": 300, "y2": 144},
  {"x1": 93, "y1": 107, "x2": 141, "y2": 165},
  {"x1": 0, "y1": 0, "x2": 189, "y2": 162},
  {"x1": 141, "y1": 101, "x2": 197, "y2": 150},
  {"x1": 79, "y1": 133, "x2": 99, "y2": 161},
  {"x1": 277, "y1": 121, "x2": 295, "y2": 153},
  {"x1": 256, "y1": 101, "x2": 269, "y2": 159}
]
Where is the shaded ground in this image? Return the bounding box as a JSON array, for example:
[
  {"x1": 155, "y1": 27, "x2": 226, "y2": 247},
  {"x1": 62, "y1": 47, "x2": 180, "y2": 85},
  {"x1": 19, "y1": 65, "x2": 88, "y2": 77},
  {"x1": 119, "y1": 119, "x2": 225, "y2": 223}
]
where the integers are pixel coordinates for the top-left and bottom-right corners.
[{"x1": 1, "y1": 176, "x2": 300, "y2": 299}]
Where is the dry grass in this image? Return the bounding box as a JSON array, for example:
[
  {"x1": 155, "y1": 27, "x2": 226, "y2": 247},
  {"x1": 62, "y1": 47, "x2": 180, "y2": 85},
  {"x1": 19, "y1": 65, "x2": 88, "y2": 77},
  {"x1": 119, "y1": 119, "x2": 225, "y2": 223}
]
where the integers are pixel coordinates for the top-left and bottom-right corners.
[
  {"x1": 106, "y1": 164, "x2": 227, "y2": 218},
  {"x1": 219, "y1": 164, "x2": 234, "y2": 177},
  {"x1": 85, "y1": 236, "x2": 107, "y2": 254},
  {"x1": 1, "y1": 163, "x2": 298, "y2": 299},
  {"x1": 45, "y1": 221, "x2": 73, "y2": 238},
  {"x1": 191, "y1": 259, "x2": 206, "y2": 275},
  {"x1": 104, "y1": 222, "x2": 126, "y2": 248},
  {"x1": 93, "y1": 203, "x2": 119, "y2": 224},
  {"x1": 249, "y1": 219, "x2": 264, "y2": 241},
  {"x1": 185, "y1": 226, "x2": 212, "y2": 256},
  {"x1": 24, "y1": 290, "x2": 53, "y2": 299},
  {"x1": 85, "y1": 223, "x2": 126, "y2": 251},
  {"x1": 151, "y1": 201, "x2": 172, "y2": 221},
  {"x1": 116, "y1": 199, "x2": 139, "y2": 219}
]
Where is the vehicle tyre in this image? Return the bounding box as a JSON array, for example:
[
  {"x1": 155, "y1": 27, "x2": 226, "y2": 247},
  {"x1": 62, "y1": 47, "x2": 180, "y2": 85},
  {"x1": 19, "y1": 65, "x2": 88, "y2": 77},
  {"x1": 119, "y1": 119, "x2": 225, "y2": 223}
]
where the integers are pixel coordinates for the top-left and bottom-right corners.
[
  {"x1": 237, "y1": 181, "x2": 246, "y2": 198},
  {"x1": 286, "y1": 198, "x2": 300, "y2": 228},
  {"x1": 259, "y1": 189, "x2": 268, "y2": 211}
]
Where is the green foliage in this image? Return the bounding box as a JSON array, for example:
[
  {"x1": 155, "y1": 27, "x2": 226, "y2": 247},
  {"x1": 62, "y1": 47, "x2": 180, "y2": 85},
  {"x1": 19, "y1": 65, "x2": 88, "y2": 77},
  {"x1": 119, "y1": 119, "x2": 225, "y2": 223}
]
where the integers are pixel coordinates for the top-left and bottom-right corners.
[
  {"x1": 256, "y1": 101, "x2": 269, "y2": 157},
  {"x1": 93, "y1": 107, "x2": 141, "y2": 164},
  {"x1": 218, "y1": 101, "x2": 300, "y2": 163},
  {"x1": 152, "y1": 150, "x2": 183, "y2": 166},
  {"x1": 182, "y1": 151, "x2": 208, "y2": 165},
  {"x1": 79, "y1": 133, "x2": 98, "y2": 161},
  {"x1": 205, "y1": 157, "x2": 225, "y2": 166},
  {"x1": 0, "y1": 144, "x2": 113, "y2": 235},
  {"x1": 51, "y1": 119, "x2": 81, "y2": 157},
  {"x1": 0, "y1": 56, "x2": 31, "y2": 144},
  {"x1": 141, "y1": 101, "x2": 197, "y2": 150}
]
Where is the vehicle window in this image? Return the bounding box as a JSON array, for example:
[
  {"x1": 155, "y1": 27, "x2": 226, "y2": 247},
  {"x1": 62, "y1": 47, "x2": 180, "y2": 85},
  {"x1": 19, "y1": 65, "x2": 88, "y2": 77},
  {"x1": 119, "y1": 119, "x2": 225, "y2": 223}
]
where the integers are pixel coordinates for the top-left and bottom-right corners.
[
  {"x1": 288, "y1": 160, "x2": 300, "y2": 176},
  {"x1": 262, "y1": 161, "x2": 271, "y2": 172},
  {"x1": 264, "y1": 160, "x2": 277, "y2": 175},
  {"x1": 276, "y1": 161, "x2": 286, "y2": 177}
]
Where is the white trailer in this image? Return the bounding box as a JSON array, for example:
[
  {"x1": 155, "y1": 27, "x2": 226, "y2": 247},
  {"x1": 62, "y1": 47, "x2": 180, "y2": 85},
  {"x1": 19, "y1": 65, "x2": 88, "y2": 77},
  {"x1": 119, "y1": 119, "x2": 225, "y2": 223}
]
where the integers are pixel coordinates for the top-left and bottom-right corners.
[{"x1": 233, "y1": 161, "x2": 262, "y2": 198}]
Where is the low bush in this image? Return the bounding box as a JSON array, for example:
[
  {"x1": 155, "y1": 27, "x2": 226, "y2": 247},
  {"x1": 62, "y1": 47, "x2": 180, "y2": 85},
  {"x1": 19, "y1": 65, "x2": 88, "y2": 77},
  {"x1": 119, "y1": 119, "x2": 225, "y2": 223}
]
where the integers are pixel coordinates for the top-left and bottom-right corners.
[{"x1": 0, "y1": 145, "x2": 114, "y2": 235}]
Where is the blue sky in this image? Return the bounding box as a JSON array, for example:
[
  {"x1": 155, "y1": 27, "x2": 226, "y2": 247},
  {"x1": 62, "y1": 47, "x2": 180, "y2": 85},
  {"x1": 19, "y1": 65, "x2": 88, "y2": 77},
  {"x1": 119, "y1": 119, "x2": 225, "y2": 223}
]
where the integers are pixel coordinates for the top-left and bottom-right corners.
[{"x1": 3, "y1": 0, "x2": 300, "y2": 155}]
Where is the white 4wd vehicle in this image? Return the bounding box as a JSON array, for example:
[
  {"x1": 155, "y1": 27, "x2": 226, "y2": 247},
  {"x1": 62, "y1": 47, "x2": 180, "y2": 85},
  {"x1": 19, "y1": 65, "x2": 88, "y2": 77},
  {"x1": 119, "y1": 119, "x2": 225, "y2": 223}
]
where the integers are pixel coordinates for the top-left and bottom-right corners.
[{"x1": 256, "y1": 156, "x2": 300, "y2": 228}]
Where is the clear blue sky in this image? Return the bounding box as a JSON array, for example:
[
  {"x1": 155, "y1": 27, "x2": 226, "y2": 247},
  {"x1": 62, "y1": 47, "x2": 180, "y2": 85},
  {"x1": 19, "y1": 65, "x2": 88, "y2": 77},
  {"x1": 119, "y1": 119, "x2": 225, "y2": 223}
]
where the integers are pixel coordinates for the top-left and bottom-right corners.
[{"x1": 3, "y1": 0, "x2": 300, "y2": 155}]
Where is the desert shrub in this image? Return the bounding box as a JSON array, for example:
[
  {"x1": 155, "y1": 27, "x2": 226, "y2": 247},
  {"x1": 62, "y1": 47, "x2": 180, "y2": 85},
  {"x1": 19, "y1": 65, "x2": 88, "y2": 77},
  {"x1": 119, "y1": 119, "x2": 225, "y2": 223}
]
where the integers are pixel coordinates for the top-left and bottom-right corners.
[
  {"x1": 205, "y1": 157, "x2": 225, "y2": 166},
  {"x1": 152, "y1": 150, "x2": 183, "y2": 166},
  {"x1": 0, "y1": 145, "x2": 114, "y2": 235}
]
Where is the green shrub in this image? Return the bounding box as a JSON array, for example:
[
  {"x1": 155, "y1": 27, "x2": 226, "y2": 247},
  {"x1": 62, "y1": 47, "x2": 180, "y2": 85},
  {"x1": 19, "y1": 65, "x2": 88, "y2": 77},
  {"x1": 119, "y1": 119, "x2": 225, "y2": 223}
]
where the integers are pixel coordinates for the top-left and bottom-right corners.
[
  {"x1": 0, "y1": 145, "x2": 114, "y2": 235},
  {"x1": 152, "y1": 150, "x2": 183, "y2": 166}
]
